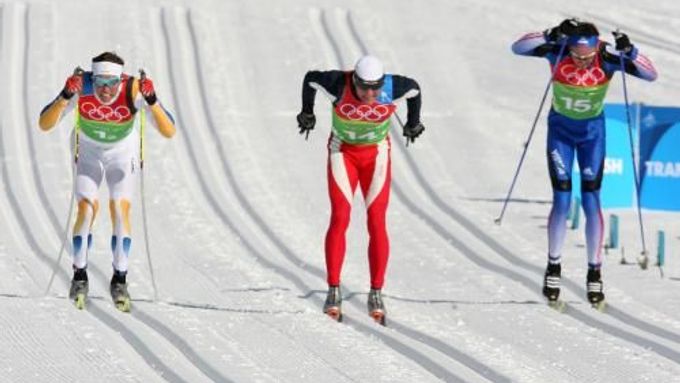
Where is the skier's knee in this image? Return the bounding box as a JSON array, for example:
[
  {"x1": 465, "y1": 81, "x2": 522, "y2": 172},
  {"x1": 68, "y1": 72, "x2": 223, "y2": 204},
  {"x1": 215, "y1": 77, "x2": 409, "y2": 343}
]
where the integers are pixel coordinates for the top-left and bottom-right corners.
[
  {"x1": 75, "y1": 198, "x2": 99, "y2": 231},
  {"x1": 551, "y1": 179, "x2": 572, "y2": 192},
  {"x1": 581, "y1": 179, "x2": 602, "y2": 192}
]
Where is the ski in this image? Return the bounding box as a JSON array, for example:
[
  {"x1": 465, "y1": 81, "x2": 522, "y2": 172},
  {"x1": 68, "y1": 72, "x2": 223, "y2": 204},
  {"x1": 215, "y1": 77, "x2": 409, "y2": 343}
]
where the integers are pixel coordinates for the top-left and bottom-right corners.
[
  {"x1": 325, "y1": 307, "x2": 343, "y2": 322},
  {"x1": 114, "y1": 296, "x2": 131, "y2": 313},
  {"x1": 547, "y1": 299, "x2": 567, "y2": 313},
  {"x1": 591, "y1": 300, "x2": 606, "y2": 312},
  {"x1": 370, "y1": 310, "x2": 387, "y2": 326},
  {"x1": 110, "y1": 281, "x2": 131, "y2": 313},
  {"x1": 69, "y1": 277, "x2": 89, "y2": 310},
  {"x1": 73, "y1": 293, "x2": 87, "y2": 310}
]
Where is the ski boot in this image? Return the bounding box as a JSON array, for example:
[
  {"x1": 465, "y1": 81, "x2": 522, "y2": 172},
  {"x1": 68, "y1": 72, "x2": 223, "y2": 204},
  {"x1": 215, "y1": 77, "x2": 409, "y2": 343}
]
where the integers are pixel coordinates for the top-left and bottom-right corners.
[
  {"x1": 110, "y1": 271, "x2": 131, "y2": 313},
  {"x1": 587, "y1": 268, "x2": 606, "y2": 311},
  {"x1": 69, "y1": 267, "x2": 89, "y2": 310},
  {"x1": 542, "y1": 263, "x2": 565, "y2": 312},
  {"x1": 367, "y1": 288, "x2": 386, "y2": 326},
  {"x1": 323, "y1": 286, "x2": 342, "y2": 322}
]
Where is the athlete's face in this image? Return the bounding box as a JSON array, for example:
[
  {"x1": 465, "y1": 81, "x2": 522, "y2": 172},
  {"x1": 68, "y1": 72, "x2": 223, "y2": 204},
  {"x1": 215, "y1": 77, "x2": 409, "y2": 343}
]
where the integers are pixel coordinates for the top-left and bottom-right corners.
[
  {"x1": 569, "y1": 45, "x2": 597, "y2": 69},
  {"x1": 93, "y1": 75, "x2": 121, "y2": 103},
  {"x1": 355, "y1": 84, "x2": 381, "y2": 104}
]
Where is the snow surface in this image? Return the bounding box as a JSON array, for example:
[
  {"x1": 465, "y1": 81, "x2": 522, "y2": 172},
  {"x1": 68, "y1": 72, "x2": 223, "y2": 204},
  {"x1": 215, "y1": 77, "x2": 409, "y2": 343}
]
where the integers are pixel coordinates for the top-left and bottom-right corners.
[{"x1": 1, "y1": 0, "x2": 680, "y2": 381}]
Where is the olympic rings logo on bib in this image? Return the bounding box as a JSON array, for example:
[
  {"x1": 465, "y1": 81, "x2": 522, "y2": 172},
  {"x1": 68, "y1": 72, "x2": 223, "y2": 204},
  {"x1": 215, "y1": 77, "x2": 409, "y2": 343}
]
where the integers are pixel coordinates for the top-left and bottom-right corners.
[
  {"x1": 338, "y1": 103, "x2": 391, "y2": 122},
  {"x1": 81, "y1": 102, "x2": 132, "y2": 122},
  {"x1": 558, "y1": 64, "x2": 606, "y2": 86}
]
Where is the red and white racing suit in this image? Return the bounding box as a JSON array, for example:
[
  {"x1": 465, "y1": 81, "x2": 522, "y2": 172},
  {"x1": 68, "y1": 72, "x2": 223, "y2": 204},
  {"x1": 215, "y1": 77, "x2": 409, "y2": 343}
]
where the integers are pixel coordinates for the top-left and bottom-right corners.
[{"x1": 301, "y1": 70, "x2": 421, "y2": 289}]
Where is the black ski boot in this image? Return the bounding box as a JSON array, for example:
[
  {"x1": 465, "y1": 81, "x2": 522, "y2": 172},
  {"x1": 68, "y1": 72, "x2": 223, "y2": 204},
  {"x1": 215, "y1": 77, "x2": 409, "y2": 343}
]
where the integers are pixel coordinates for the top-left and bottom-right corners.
[
  {"x1": 69, "y1": 267, "x2": 89, "y2": 310},
  {"x1": 367, "y1": 288, "x2": 386, "y2": 326},
  {"x1": 542, "y1": 263, "x2": 561, "y2": 301},
  {"x1": 587, "y1": 268, "x2": 605, "y2": 310},
  {"x1": 323, "y1": 286, "x2": 342, "y2": 322},
  {"x1": 110, "y1": 270, "x2": 131, "y2": 312}
]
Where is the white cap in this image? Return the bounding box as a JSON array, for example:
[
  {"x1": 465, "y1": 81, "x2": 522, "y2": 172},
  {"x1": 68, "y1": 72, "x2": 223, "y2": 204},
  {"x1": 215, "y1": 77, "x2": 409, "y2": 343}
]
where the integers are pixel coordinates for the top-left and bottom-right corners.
[{"x1": 354, "y1": 55, "x2": 384, "y2": 82}]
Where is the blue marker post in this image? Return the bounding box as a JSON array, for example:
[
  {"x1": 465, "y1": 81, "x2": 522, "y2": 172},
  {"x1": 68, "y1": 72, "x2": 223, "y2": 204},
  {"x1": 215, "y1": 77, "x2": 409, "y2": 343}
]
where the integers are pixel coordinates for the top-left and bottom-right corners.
[
  {"x1": 657, "y1": 230, "x2": 665, "y2": 278},
  {"x1": 609, "y1": 214, "x2": 620, "y2": 249},
  {"x1": 570, "y1": 197, "x2": 581, "y2": 230}
]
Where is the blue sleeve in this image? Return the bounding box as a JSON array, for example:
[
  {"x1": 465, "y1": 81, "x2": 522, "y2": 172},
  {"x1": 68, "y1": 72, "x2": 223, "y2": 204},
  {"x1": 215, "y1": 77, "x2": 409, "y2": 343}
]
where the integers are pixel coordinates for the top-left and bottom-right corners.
[
  {"x1": 600, "y1": 44, "x2": 657, "y2": 81},
  {"x1": 512, "y1": 31, "x2": 559, "y2": 57}
]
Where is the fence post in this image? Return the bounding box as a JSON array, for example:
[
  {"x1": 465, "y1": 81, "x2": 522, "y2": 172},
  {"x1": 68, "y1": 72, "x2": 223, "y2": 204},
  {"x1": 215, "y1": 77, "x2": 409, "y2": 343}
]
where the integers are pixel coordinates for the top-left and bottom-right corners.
[
  {"x1": 609, "y1": 214, "x2": 619, "y2": 249},
  {"x1": 570, "y1": 196, "x2": 581, "y2": 230},
  {"x1": 657, "y1": 230, "x2": 665, "y2": 267}
]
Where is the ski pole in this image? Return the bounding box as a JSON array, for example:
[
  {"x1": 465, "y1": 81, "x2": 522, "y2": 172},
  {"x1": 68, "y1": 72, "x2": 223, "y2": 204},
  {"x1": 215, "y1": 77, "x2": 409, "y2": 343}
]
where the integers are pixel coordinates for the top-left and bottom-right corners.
[
  {"x1": 616, "y1": 33, "x2": 649, "y2": 268},
  {"x1": 139, "y1": 68, "x2": 160, "y2": 301},
  {"x1": 392, "y1": 112, "x2": 410, "y2": 147},
  {"x1": 44, "y1": 66, "x2": 84, "y2": 297},
  {"x1": 494, "y1": 39, "x2": 568, "y2": 225}
]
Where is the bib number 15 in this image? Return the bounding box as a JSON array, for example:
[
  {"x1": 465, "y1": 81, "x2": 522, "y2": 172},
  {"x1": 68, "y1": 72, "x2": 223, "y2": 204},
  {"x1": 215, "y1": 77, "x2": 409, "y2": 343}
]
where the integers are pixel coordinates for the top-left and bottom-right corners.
[{"x1": 560, "y1": 97, "x2": 592, "y2": 112}]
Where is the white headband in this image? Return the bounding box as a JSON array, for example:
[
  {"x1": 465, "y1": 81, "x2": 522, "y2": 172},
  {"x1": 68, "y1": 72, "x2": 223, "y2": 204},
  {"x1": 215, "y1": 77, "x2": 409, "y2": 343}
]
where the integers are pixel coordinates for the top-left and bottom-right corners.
[{"x1": 92, "y1": 61, "x2": 123, "y2": 77}]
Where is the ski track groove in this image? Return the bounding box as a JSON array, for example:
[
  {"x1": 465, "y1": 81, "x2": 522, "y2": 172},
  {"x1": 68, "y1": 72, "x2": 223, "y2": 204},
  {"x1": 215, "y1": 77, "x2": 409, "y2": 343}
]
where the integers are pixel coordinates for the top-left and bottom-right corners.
[
  {"x1": 344, "y1": 9, "x2": 680, "y2": 366},
  {"x1": 12, "y1": 4, "x2": 227, "y2": 382},
  {"x1": 131, "y1": 308, "x2": 234, "y2": 383},
  {"x1": 581, "y1": 12, "x2": 680, "y2": 56},
  {"x1": 158, "y1": 5, "x2": 479, "y2": 382},
  {"x1": 0, "y1": 2, "x2": 62, "y2": 295}
]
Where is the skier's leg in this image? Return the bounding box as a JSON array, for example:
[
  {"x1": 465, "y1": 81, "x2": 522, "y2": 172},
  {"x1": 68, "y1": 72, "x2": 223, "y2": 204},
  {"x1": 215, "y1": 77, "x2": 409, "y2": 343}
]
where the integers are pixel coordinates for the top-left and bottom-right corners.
[
  {"x1": 324, "y1": 138, "x2": 359, "y2": 287},
  {"x1": 358, "y1": 139, "x2": 391, "y2": 290},
  {"x1": 546, "y1": 128, "x2": 576, "y2": 266},
  {"x1": 577, "y1": 119, "x2": 606, "y2": 270},
  {"x1": 104, "y1": 132, "x2": 139, "y2": 276},
  {"x1": 72, "y1": 153, "x2": 104, "y2": 270}
]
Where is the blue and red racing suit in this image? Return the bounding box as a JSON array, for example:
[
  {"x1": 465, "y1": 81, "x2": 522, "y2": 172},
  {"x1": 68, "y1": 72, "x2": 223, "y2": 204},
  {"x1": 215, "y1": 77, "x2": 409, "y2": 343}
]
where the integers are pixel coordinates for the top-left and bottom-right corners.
[
  {"x1": 301, "y1": 70, "x2": 421, "y2": 289},
  {"x1": 512, "y1": 32, "x2": 656, "y2": 269}
]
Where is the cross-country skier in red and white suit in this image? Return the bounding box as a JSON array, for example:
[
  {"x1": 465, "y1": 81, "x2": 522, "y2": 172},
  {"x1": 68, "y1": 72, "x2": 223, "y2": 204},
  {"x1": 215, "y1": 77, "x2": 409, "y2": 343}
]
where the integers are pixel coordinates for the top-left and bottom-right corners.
[{"x1": 296, "y1": 55, "x2": 424, "y2": 323}]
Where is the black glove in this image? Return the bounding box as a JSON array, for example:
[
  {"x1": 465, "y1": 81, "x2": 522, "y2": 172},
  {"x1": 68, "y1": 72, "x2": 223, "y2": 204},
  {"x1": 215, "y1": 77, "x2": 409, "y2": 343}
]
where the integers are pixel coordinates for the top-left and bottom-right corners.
[
  {"x1": 613, "y1": 31, "x2": 634, "y2": 53},
  {"x1": 296, "y1": 112, "x2": 316, "y2": 136},
  {"x1": 545, "y1": 18, "x2": 579, "y2": 43},
  {"x1": 403, "y1": 121, "x2": 425, "y2": 143}
]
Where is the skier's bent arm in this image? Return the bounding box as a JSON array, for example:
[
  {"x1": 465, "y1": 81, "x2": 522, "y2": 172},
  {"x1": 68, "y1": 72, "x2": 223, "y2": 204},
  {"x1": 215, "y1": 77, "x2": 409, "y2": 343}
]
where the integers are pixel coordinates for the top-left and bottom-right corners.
[
  {"x1": 39, "y1": 96, "x2": 73, "y2": 131},
  {"x1": 601, "y1": 45, "x2": 657, "y2": 82},
  {"x1": 301, "y1": 70, "x2": 345, "y2": 113},
  {"x1": 511, "y1": 32, "x2": 559, "y2": 57},
  {"x1": 133, "y1": 79, "x2": 176, "y2": 138},
  {"x1": 392, "y1": 75, "x2": 422, "y2": 127},
  {"x1": 147, "y1": 103, "x2": 176, "y2": 138}
]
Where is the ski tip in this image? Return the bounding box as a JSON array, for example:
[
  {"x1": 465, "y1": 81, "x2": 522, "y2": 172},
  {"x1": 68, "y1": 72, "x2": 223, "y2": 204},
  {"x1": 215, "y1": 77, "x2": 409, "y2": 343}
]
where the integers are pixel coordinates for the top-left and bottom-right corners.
[
  {"x1": 115, "y1": 298, "x2": 132, "y2": 313},
  {"x1": 591, "y1": 301, "x2": 607, "y2": 312},
  {"x1": 370, "y1": 310, "x2": 386, "y2": 326},
  {"x1": 74, "y1": 294, "x2": 86, "y2": 310},
  {"x1": 325, "y1": 308, "x2": 342, "y2": 322},
  {"x1": 547, "y1": 300, "x2": 567, "y2": 313}
]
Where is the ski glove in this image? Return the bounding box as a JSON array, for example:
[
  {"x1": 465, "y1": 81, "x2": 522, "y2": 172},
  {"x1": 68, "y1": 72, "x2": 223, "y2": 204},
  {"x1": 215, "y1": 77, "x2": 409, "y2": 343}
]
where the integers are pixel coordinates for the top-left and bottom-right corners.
[
  {"x1": 403, "y1": 121, "x2": 425, "y2": 143},
  {"x1": 296, "y1": 112, "x2": 316, "y2": 136},
  {"x1": 139, "y1": 77, "x2": 157, "y2": 105},
  {"x1": 613, "y1": 31, "x2": 634, "y2": 54},
  {"x1": 545, "y1": 18, "x2": 579, "y2": 43},
  {"x1": 61, "y1": 74, "x2": 83, "y2": 100}
]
